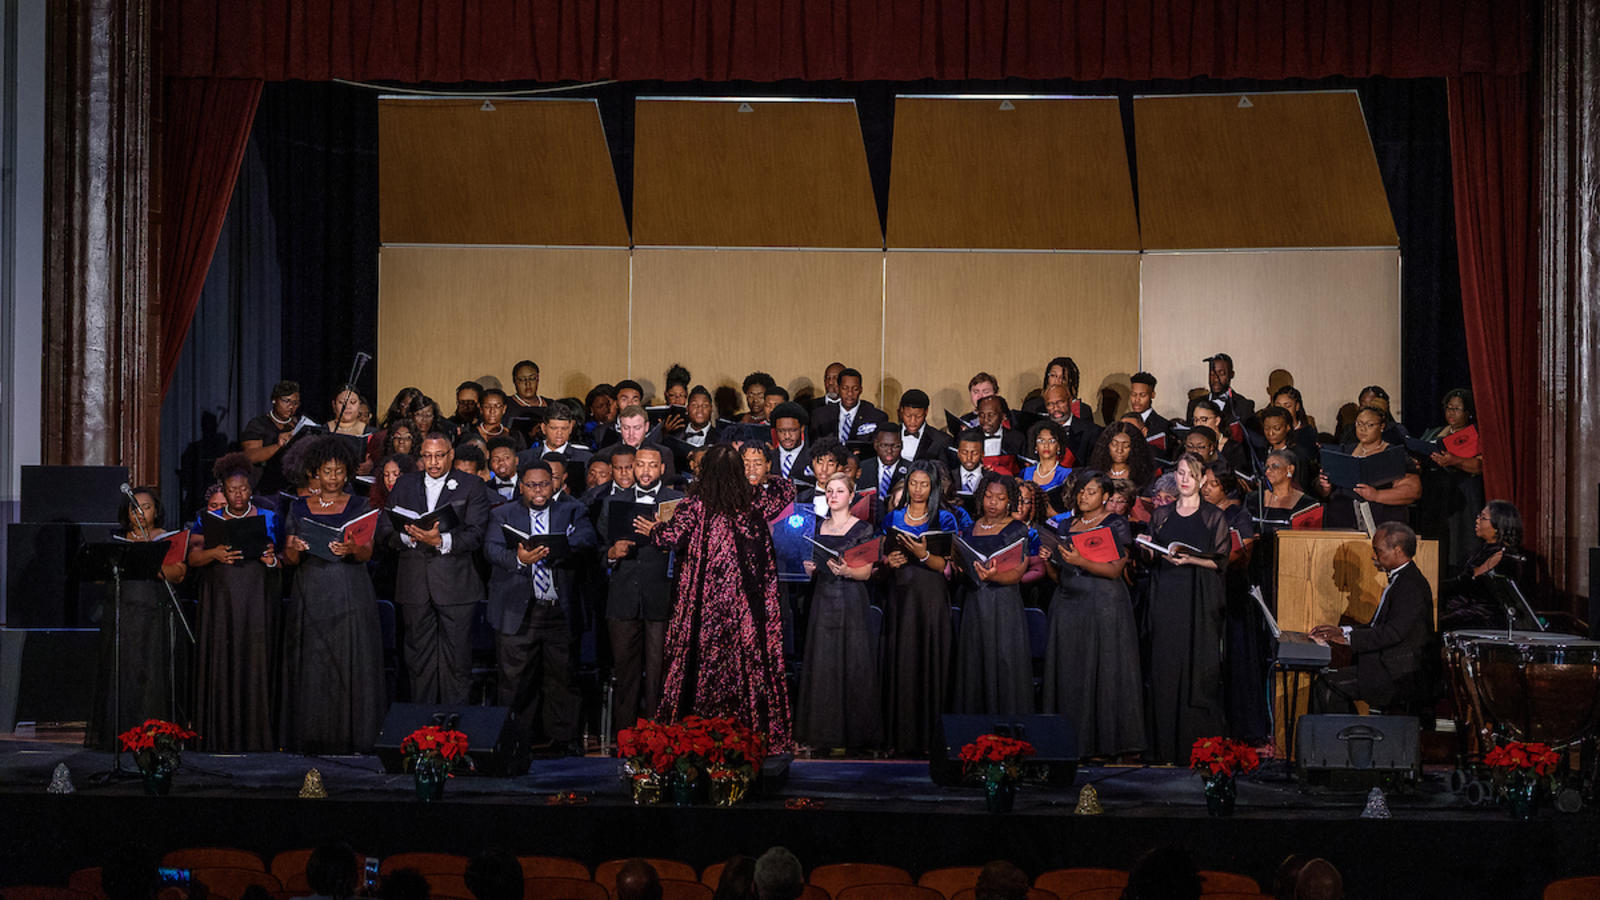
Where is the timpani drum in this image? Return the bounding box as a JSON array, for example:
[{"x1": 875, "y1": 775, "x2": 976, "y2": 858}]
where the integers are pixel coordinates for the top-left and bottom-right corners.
[{"x1": 1445, "y1": 629, "x2": 1600, "y2": 750}]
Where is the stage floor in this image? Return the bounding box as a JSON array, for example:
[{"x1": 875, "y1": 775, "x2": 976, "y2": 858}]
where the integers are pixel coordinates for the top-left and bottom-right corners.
[{"x1": 3, "y1": 734, "x2": 1598, "y2": 900}]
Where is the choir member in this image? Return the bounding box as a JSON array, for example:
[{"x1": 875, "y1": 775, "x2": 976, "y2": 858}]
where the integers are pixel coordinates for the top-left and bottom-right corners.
[
  {"x1": 1040, "y1": 384, "x2": 1101, "y2": 465},
  {"x1": 410, "y1": 395, "x2": 451, "y2": 443},
  {"x1": 769, "y1": 402, "x2": 810, "y2": 482},
  {"x1": 764, "y1": 384, "x2": 790, "y2": 420},
  {"x1": 636, "y1": 444, "x2": 796, "y2": 749},
  {"x1": 1013, "y1": 481, "x2": 1054, "y2": 608},
  {"x1": 1128, "y1": 372, "x2": 1172, "y2": 441},
  {"x1": 1315, "y1": 406, "x2": 1422, "y2": 530},
  {"x1": 1271, "y1": 385, "x2": 1321, "y2": 451},
  {"x1": 382, "y1": 419, "x2": 419, "y2": 459},
  {"x1": 1042, "y1": 470, "x2": 1146, "y2": 759},
  {"x1": 1244, "y1": 450, "x2": 1319, "y2": 530},
  {"x1": 1087, "y1": 421, "x2": 1157, "y2": 493},
  {"x1": 601, "y1": 446, "x2": 683, "y2": 731},
  {"x1": 447, "y1": 381, "x2": 483, "y2": 432},
  {"x1": 507, "y1": 359, "x2": 553, "y2": 420},
  {"x1": 615, "y1": 380, "x2": 645, "y2": 412},
  {"x1": 1200, "y1": 461, "x2": 1268, "y2": 745},
  {"x1": 880, "y1": 461, "x2": 957, "y2": 756},
  {"x1": 484, "y1": 459, "x2": 600, "y2": 754},
  {"x1": 369, "y1": 452, "x2": 414, "y2": 510},
  {"x1": 967, "y1": 372, "x2": 999, "y2": 421},
  {"x1": 188, "y1": 452, "x2": 280, "y2": 751},
  {"x1": 811, "y1": 367, "x2": 888, "y2": 445},
  {"x1": 675, "y1": 386, "x2": 719, "y2": 448},
  {"x1": 1204, "y1": 352, "x2": 1256, "y2": 425},
  {"x1": 896, "y1": 389, "x2": 951, "y2": 463},
  {"x1": 952, "y1": 430, "x2": 987, "y2": 499},
  {"x1": 368, "y1": 387, "x2": 422, "y2": 470},
  {"x1": 542, "y1": 452, "x2": 570, "y2": 496},
  {"x1": 976, "y1": 396, "x2": 1025, "y2": 457},
  {"x1": 1032, "y1": 356, "x2": 1096, "y2": 424},
  {"x1": 1258, "y1": 406, "x2": 1316, "y2": 491},
  {"x1": 952, "y1": 474, "x2": 1036, "y2": 716},
  {"x1": 1022, "y1": 421, "x2": 1072, "y2": 510},
  {"x1": 280, "y1": 437, "x2": 385, "y2": 753},
  {"x1": 584, "y1": 384, "x2": 618, "y2": 443},
  {"x1": 809, "y1": 361, "x2": 846, "y2": 411},
  {"x1": 239, "y1": 380, "x2": 303, "y2": 495},
  {"x1": 860, "y1": 426, "x2": 908, "y2": 503},
  {"x1": 1419, "y1": 388, "x2": 1485, "y2": 568},
  {"x1": 475, "y1": 389, "x2": 528, "y2": 453},
  {"x1": 663, "y1": 364, "x2": 692, "y2": 408},
  {"x1": 86, "y1": 486, "x2": 187, "y2": 749},
  {"x1": 1142, "y1": 453, "x2": 1231, "y2": 764},
  {"x1": 742, "y1": 441, "x2": 772, "y2": 486},
  {"x1": 615, "y1": 405, "x2": 677, "y2": 478},
  {"x1": 738, "y1": 373, "x2": 771, "y2": 424},
  {"x1": 452, "y1": 443, "x2": 489, "y2": 480},
  {"x1": 378, "y1": 433, "x2": 493, "y2": 704},
  {"x1": 1439, "y1": 500, "x2": 1529, "y2": 630},
  {"x1": 486, "y1": 437, "x2": 520, "y2": 502},
  {"x1": 796, "y1": 472, "x2": 884, "y2": 754},
  {"x1": 805, "y1": 440, "x2": 849, "y2": 516},
  {"x1": 1186, "y1": 399, "x2": 1247, "y2": 472},
  {"x1": 586, "y1": 456, "x2": 614, "y2": 491}
]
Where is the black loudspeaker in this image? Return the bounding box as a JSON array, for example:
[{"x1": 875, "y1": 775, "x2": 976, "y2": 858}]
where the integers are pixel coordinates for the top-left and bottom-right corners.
[
  {"x1": 1295, "y1": 714, "x2": 1420, "y2": 790},
  {"x1": 20, "y1": 465, "x2": 127, "y2": 524},
  {"x1": 0, "y1": 629, "x2": 100, "y2": 728},
  {"x1": 930, "y1": 714, "x2": 1077, "y2": 787},
  {"x1": 373, "y1": 703, "x2": 530, "y2": 776},
  {"x1": 4, "y1": 523, "x2": 109, "y2": 628}
]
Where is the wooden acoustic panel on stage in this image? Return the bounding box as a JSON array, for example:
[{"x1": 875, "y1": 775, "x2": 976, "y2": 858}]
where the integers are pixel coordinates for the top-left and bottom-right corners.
[
  {"x1": 882, "y1": 252, "x2": 1140, "y2": 417},
  {"x1": 1139, "y1": 249, "x2": 1401, "y2": 432},
  {"x1": 632, "y1": 99, "x2": 881, "y2": 248},
  {"x1": 376, "y1": 247, "x2": 631, "y2": 407},
  {"x1": 1272, "y1": 530, "x2": 1439, "y2": 753},
  {"x1": 629, "y1": 249, "x2": 884, "y2": 405},
  {"x1": 378, "y1": 98, "x2": 628, "y2": 246},
  {"x1": 887, "y1": 96, "x2": 1139, "y2": 251},
  {"x1": 1134, "y1": 91, "x2": 1398, "y2": 250}
]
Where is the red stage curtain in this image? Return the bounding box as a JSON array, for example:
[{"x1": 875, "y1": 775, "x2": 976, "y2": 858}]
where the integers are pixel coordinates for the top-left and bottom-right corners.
[
  {"x1": 159, "y1": 77, "x2": 263, "y2": 394},
  {"x1": 162, "y1": 0, "x2": 1532, "y2": 82},
  {"x1": 1446, "y1": 72, "x2": 1539, "y2": 522}
]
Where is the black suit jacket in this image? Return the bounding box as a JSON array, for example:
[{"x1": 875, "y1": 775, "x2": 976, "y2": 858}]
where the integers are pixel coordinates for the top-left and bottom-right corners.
[
  {"x1": 980, "y1": 428, "x2": 1027, "y2": 458},
  {"x1": 769, "y1": 443, "x2": 812, "y2": 482},
  {"x1": 483, "y1": 494, "x2": 599, "y2": 635},
  {"x1": 811, "y1": 401, "x2": 889, "y2": 445},
  {"x1": 858, "y1": 457, "x2": 909, "y2": 500},
  {"x1": 1061, "y1": 417, "x2": 1103, "y2": 467},
  {"x1": 378, "y1": 470, "x2": 493, "y2": 608},
  {"x1": 1347, "y1": 562, "x2": 1435, "y2": 707},
  {"x1": 599, "y1": 484, "x2": 684, "y2": 622},
  {"x1": 902, "y1": 426, "x2": 952, "y2": 463},
  {"x1": 1209, "y1": 390, "x2": 1257, "y2": 427}
]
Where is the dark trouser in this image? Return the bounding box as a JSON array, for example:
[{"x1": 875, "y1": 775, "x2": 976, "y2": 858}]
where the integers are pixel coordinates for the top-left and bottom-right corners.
[
  {"x1": 400, "y1": 599, "x2": 475, "y2": 704},
  {"x1": 1311, "y1": 666, "x2": 1362, "y2": 715},
  {"x1": 608, "y1": 617, "x2": 668, "y2": 730},
  {"x1": 497, "y1": 601, "x2": 579, "y2": 743}
]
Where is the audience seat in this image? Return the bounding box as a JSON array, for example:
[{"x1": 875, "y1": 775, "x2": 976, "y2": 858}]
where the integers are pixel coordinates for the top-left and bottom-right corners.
[
  {"x1": 1201, "y1": 893, "x2": 1270, "y2": 899},
  {"x1": 1033, "y1": 868, "x2": 1128, "y2": 898},
  {"x1": 1545, "y1": 877, "x2": 1600, "y2": 900},
  {"x1": 521, "y1": 877, "x2": 608, "y2": 900},
  {"x1": 0, "y1": 889, "x2": 97, "y2": 900},
  {"x1": 189, "y1": 868, "x2": 283, "y2": 900},
  {"x1": 593, "y1": 858, "x2": 698, "y2": 895},
  {"x1": 1199, "y1": 871, "x2": 1261, "y2": 894},
  {"x1": 658, "y1": 880, "x2": 713, "y2": 900},
  {"x1": 798, "y1": 886, "x2": 830, "y2": 900},
  {"x1": 517, "y1": 857, "x2": 590, "y2": 881},
  {"x1": 1060, "y1": 888, "x2": 1121, "y2": 900},
  {"x1": 66, "y1": 868, "x2": 105, "y2": 900},
  {"x1": 423, "y1": 874, "x2": 472, "y2": 898},
  {"x1": 834, "y1": 886, "x2": 943, "y2": 900},
  {"x1": 809, "y1": 863, "x2": 914, "y2": 897},
  {"x1": 380, "y1": 853, "x2": 471, "y2": 876},
  {"x1": 950, "y1": 889, "x2": 1059, "y2": 900},
  {"x1": 268, "y1": 850, "x2": 320, "y2": 893},
  {"x1": 917, "y1": 866, "x2": 984, "y2": 898},
  {"x1": 161, "y1": 850, "x2": 265, "y2": 872}
]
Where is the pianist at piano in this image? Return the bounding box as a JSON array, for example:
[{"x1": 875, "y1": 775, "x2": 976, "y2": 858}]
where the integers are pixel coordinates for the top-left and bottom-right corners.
[{"x1": 1309, "y1": 522, "x2": 1437, "y2": 715}]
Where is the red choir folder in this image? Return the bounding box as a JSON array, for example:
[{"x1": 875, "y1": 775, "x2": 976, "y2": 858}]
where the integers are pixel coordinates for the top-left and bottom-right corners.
[
  {"x1": 849, "y1": 488, "x2": 875, "y2": 520},
  {"x1": 1443, "y1": 425, "x2": 1480, "y2": 459},
  {"x1": 342, "y1": 508, "x2": 382, "y2": 546},
  {"x1": 1059, "y1": 447, "x2": 1077, "y2": 468},
  {"x1": 841, "y1": 540, "x2": 882, "y2": 568},
  {"x1": 162, "y1": 529, "x2": 191, "y2": 567},
  {"x1": 1147, "y1": 433, "x2": 1167, "y2": 451},
  {"x1": 988, "y1": 536, "x2": 1029, "y2": 573},
  {"x1": 1070, "y1": 526, "x2": 1121, "y2": 564},
  {"x1": 982, "y1": 454, "x2": 1020, "y2": 477},
  {"x1": 1229, "y1": 528, "x2": 1244, "y2": 554},
  {"x1": 1290, "y1": 503, "x2": 1325, "y2": 530}
]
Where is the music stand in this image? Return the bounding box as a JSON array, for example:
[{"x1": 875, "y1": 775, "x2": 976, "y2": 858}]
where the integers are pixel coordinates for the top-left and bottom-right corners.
[
  {"x1": 73, "y1": 538, "x2": 168, "y2": 782},
  {"x1": 1480, "y1": 573, "x2": 1545, "y2": 636}
]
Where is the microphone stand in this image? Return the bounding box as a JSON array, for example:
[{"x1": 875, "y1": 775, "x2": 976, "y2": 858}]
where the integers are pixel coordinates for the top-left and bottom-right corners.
[{"x1": 346, "y1": 352, "x2": 372, "y2": 391}]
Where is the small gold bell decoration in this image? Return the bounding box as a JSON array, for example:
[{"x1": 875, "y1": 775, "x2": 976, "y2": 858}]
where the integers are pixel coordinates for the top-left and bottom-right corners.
[
  {"x1": 1074, "y1": 783, "x2": 1103, "y2": 815},
  {"x1": 299, "y1": 768, "x2": 328, "y2": 799}
]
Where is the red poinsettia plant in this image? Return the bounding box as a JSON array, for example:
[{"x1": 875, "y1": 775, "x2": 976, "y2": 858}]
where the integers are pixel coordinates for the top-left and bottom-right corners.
[
  {"x1": 702, "y1": 716, "x2": 769, "y2": 781},
  {"x1": 117, "y1": 719, "x2": 199, "y2": 775},
  {"x1": 1189, "y1": 737, "x2": 1261, "y2": 779},
  {"x1": 618, "y1": 718, "x2": 681, "y2": 778},
  {"x1": 400, "y1": 725, "x2": 474, "y2": 777},
  {"x1": 618, "y1": 716, "x2": 769, "y2": 782},
  {"x1": 1484, "y1": 741, "x2": 1561, "y2": 777},
  {"x1": 959, "y1": 734, "x2": 1036, "y2": 784}
]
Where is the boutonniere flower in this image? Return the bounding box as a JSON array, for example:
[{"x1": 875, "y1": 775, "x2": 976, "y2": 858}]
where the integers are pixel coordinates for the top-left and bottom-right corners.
[{"x1": 445, "y1": 478, "x2": 458, "y2": 491}]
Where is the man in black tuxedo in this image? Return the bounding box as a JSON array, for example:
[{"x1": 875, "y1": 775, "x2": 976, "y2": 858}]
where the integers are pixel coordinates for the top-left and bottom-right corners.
[
  {"x1": 1310, "y1": 522, "x2": 1437, "y2": 714},
  {"x1": 670, "y1": 385, "x2": 720, "y2": 450},
  {"x1": 810, "y1": 367, "x2": 888, "y2": 446},
  {"x1": 897, "y1": 389, "x2": 951, "y2": 463},
  {"x1": 769, "y1": 402, "x2": 810, "y2": 483},
  {"x1": 598, "y1": 446, "x2": 682, "y2": 731},
  {"x1": 484, "y1": 460, "x2": 599, "y2": 753},
  {"x1": 614, "y1": 405, "x2": 677, "y2": 479},
  {"x1": 1128, "y1": 372, "x2": 1173, "y2": 445},
  {"x1": 1205, "y1": 353, "x2": 1256, "y2": 427},
  {"x1": 1041, "y1": 384, "x2": 1101, "y2": 466},
  {"x1": 859, "y1": 426, "x2": 908, "y2": 502},
  {"x1": 976, "y1": 395, "x2": 1025, "y2": 458},
  {"x1": 377, "y1": 433, "x2": 493, "y2": 704},
  {"x1": 519, "y1": 403, "x2": 591, "y2": 495},
  {"x1": 807, "y1": 361, "x2": 846, "y2": 412}
]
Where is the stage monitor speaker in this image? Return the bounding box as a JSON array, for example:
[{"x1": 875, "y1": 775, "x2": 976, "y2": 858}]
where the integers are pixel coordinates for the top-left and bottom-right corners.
[
  {"x1": 20, "y1": 466, "x2": 128, "y2": 524},
  {"x1": 5, "y1": 523, "x2": 109, "y2": 628},
  {"x1": 1295, "y1": 714, "x2": 1419, "y2": 790},
  {"x1": 373, "y1": 703, "x2": 530, "y2": 777},
  {"x1": 930, "y1": 714, "x2": 1077, "y2": 787},
  {"x1": 0, "y1": 628, "x2": 99, "y2": 729}
]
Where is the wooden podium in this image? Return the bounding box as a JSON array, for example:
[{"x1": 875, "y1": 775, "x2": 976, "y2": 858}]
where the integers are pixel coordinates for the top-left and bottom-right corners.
[{"x1": 1270, "y1": 530, "x2": 1438, "y2": 753}]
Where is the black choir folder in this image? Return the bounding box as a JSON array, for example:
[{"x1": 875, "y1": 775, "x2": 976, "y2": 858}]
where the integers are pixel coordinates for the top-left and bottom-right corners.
[
  {"x1": 499, "y1": 523, "x2": 571, "y2": 560},
  {"x1": 387, "y1": 503, "x2": 462, "y2": 534},
  {"x1": 1318, "y1": 446, "x2": 1408, "y2": 491},
  {"x1": 200, "y1": 512, "x2": 272, "y2": 559},
  {"x1": 884, "y1": 527, "x2": 954, "y2": 558}
]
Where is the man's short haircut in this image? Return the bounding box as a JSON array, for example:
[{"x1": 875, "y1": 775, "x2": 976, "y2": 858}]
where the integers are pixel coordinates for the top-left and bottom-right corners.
[
  {"x1": 743, "y1": 371, "x2": 774, "y2": 392},
  {"x1": 616, "y1": 379, "x2": 644, "y2": 396},
  {"x1": 487, "y1": 436, "x2": 518, "y2": 454},
  {"x1": 808, "y1": 438, "x2": 850, "y2": 466},
  {"x1": 517, "y1": 459, "x2": 553, "y2": 478},
  {"x1": 618, "y1": 404, "x2": 648, "y2": 423},
  {"x1": 753, "y1": 847, "x2": 804, "y2": 900},
  {"x1": 969, "y1": 371, "x2": 1000, "y2": 391},
  {"x1": 1131, "y1": 371, "x2": 1158, "y2": 388},
  {"x1": 1375, "y1": 521, "x2": 1419, "y2": 557},
  {"x1": 546, "y1": 403, "x2": 582, "y2": 423},
  {"x1": 838, "y1": 367, "x2": 863, "y2": 383},
  {"x1": 957, "y1": 427, "x2": 986, "y2": 446},
  {"x1": 453, "y1": 444, "x2": 486, "y2": 468}
]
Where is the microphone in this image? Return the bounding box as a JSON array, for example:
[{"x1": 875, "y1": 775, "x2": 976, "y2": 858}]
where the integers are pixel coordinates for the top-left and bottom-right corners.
[{"x1": 120, "y1": 482, "x2": 136, "y2": 500}]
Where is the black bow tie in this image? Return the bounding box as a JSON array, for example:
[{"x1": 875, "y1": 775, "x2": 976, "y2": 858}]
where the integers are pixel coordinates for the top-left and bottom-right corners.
[{"x1": 638, "y1": 487, "x2": 659, "y2": 498}]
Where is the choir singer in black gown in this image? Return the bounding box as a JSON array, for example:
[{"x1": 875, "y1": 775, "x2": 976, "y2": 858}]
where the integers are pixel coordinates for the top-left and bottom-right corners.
[
  {"x1": 1141, "y1": 453, "x2": 1231, "y2": 764},
  {"x1": 879, "y1": 461, "x2": 957, "y2": 756},
  {"x1": 187, "y1": 453, "x2": 280, "y2": 752}
]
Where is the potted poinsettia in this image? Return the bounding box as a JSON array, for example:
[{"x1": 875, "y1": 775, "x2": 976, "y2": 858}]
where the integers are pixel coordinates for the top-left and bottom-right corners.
[
  {"x1": 1189, "y1": 737, "x2": 1260, "y2": 817},
  {"x1": 117, "y1": 719, "x2": 199, "y2": 796},
  {"x1": 1483, "y1": 741, "x2": 1561, "y2": 819},
  {"x1": 617, "y1": 718, "x2": 678, "y2": 805},
  {"x1": 704, "y1": 716, "x2": 768, "y2": 807},
  {"x1": 400, "y1": 724, "x2": 473, "y2": 801},
  {"x1": 959, "y1": 734, "x2": 1036, "y2": 813}
]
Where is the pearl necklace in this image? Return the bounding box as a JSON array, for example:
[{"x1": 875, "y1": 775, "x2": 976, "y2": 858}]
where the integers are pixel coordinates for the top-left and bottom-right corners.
[
  {"x1": 315, "y1": 493, "x2": 338, "y2": 509},
  {"x1": 480, "y1": 423, "x2": 507, "y2": 436},
  {"x1": 904, "y1": 506, "x2": 930, "y2": 524},
  {"x1": 223, "y1": 504, "x2": 255, "y2": 519}
]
